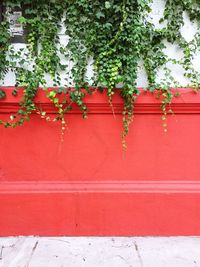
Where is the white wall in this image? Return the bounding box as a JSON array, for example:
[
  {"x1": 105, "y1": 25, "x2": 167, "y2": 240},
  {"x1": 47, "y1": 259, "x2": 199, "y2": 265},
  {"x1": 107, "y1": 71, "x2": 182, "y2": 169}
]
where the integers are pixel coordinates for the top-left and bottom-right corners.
[{"x1": 1, "y1": 0, "x2": 200, "y2": 88}]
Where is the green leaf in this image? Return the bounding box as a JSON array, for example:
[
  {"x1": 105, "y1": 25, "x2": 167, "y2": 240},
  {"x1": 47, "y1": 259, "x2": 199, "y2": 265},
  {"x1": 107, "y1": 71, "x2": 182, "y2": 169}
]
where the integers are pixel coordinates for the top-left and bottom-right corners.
[{"x1": 105, "y1": 1, "x2": 111, "y2": 9}]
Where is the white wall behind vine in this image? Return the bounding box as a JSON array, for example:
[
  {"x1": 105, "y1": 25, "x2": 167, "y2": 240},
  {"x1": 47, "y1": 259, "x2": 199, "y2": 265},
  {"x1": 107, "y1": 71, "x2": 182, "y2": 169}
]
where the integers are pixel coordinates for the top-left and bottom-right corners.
[{"x1": 1, "y1": 0, "x2": 200, "y2": 88}]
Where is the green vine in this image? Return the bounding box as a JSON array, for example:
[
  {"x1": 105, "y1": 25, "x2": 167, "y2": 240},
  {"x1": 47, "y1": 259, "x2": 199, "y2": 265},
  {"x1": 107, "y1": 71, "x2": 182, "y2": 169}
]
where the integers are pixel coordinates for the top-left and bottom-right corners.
[{"x1": 0, "y1": 0, "x2": 199, "y2": 146}]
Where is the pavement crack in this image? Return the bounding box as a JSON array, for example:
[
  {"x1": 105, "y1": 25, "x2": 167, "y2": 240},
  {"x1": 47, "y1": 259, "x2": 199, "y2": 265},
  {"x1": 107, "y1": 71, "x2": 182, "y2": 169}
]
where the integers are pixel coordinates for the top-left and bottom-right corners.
[
  {"x1": 0, "y1": 246, "x2": 4, "y2": 260},
  {"x1": 134, "y1": 241, "x2": 144, "y2": 267},
  {"x1": 24, "y1": 241, "x2": 39, "y2": 267},
  {"x1": 0, "y1": 242, "x2": 17, "y2": 261},
  {"x1": 115, "y1": 255, "x2": 132, "y2": 266}
]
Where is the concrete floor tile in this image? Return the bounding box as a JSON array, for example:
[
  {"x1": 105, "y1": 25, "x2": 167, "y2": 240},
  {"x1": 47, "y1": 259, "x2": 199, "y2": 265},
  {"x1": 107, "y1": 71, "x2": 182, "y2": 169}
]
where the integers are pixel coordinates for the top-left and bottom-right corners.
[{"x1": 0, "y1": 237, "x2": 200, "y2": 267}]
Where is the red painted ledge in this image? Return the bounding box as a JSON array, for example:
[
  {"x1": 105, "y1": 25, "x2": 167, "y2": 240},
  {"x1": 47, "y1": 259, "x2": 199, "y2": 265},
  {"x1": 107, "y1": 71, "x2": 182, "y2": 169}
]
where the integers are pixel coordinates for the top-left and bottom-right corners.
[
  {"x1": 1, "y1": 180, "x2": 200, "y2": 194},
  {"x1": 0, "y1": 87, "x2": 200, "y2": 114}
]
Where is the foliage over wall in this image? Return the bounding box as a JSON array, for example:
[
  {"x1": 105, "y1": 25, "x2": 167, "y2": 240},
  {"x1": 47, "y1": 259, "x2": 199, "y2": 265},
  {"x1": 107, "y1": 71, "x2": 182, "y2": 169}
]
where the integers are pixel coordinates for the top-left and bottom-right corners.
[{"x1": 0, "y1": 0, "x2": 200, "y2": 146}]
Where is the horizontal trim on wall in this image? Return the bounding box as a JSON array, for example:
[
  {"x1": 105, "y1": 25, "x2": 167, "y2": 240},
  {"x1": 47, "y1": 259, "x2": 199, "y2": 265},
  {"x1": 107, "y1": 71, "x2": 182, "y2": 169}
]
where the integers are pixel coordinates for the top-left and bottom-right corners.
[
  {"x1": 0, "y1": 88, "x2": 200, "y2": 114},
  {"x1": 1, "y1": 181, "x2": 200, "y2": 194}
]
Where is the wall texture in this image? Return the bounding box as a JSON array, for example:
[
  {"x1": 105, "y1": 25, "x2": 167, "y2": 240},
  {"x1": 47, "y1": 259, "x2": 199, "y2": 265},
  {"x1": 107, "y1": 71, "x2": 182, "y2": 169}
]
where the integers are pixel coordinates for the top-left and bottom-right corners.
[{"x1": 1, "y1": 0, "x2": 200, "y2": 87}]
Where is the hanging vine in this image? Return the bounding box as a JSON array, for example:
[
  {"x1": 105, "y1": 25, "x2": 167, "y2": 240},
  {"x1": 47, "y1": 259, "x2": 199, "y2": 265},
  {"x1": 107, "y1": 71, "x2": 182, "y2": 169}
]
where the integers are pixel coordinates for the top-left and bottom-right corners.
[{"x1": 0, "y1": 0, "x2": 199, "y2": 144}]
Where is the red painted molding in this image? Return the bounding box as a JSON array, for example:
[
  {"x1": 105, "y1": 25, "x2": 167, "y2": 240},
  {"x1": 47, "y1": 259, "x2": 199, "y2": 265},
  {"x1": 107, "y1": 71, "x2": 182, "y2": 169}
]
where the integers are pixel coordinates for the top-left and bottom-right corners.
[
  {"x1": 0, "y1": 87, "x2": 200, "y2": 114},
  {"x1": 1, "y1": 181, "x2": 200, "y2": 194}
]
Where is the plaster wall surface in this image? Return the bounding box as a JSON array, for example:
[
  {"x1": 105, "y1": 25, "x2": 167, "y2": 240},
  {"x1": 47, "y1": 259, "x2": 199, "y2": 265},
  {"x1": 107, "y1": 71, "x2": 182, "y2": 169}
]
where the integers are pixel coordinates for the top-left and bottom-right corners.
[{"x1": 1, "y1": 0, "x2": 200, "y2": 87}]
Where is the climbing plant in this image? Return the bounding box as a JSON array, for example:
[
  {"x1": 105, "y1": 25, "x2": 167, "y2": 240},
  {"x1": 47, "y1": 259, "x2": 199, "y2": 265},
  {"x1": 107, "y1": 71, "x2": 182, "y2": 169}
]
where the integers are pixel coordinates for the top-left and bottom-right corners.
[{"x1": 0, "y1": 0, "x2": 199, "y2": 147}]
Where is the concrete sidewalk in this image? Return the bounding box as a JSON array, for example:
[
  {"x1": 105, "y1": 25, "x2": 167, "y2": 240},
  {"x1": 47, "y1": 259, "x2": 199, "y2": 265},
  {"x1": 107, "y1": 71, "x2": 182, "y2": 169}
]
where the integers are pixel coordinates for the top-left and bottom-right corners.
[{"x1": 0, "y1": 237, "x2": 199, "y2": 267}]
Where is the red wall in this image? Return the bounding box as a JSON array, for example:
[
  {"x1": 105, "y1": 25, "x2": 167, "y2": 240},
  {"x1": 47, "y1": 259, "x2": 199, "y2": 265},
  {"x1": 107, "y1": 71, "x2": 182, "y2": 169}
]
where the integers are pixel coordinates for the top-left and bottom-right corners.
[{"x1": 0, "y1": 88, "x2": 200, "y2": 236}]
